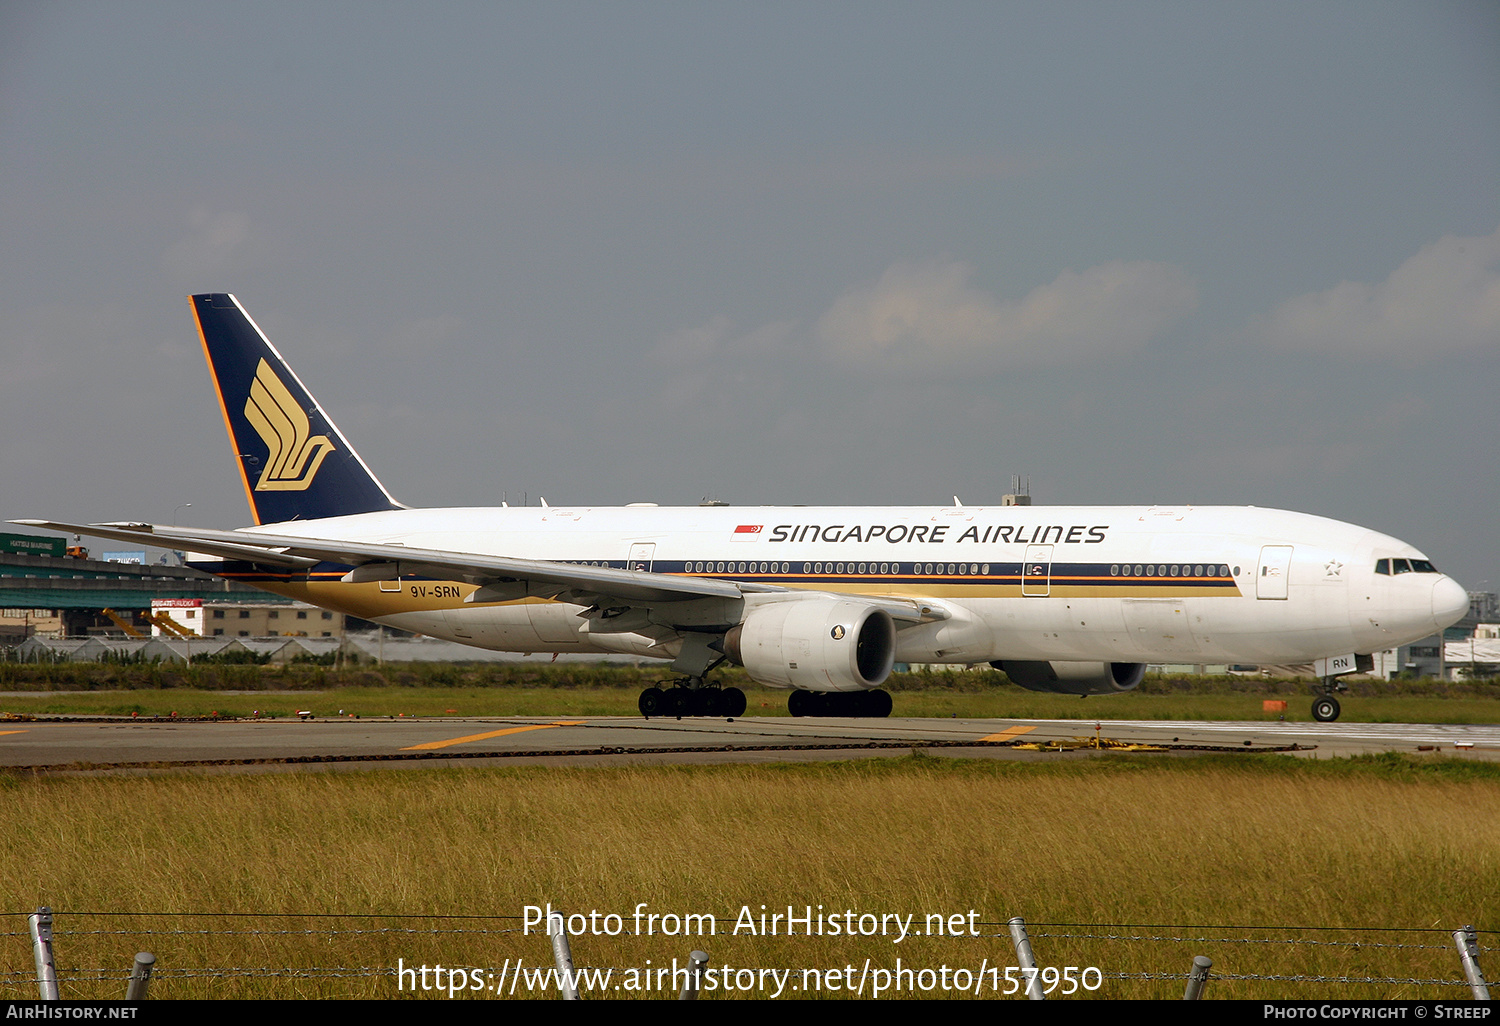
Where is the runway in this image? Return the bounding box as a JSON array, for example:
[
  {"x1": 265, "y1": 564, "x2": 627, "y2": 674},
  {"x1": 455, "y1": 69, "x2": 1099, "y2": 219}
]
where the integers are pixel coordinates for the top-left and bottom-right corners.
[{"x1": 2, "y1": 713, "x2": 1496, "y2": 772}]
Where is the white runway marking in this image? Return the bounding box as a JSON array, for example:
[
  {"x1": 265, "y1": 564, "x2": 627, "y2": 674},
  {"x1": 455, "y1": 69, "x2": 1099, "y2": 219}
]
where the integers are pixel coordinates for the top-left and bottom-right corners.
[{"x1": 1030, "y1": 719, "x2": 1500, "y2": 747}]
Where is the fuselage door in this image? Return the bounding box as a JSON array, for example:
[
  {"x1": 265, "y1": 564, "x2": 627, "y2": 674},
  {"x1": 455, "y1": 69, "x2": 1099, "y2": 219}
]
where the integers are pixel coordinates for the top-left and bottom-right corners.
[
  {"x1": 1022, "y1": 544, "x2": 1053, "y2": 597},
  {"x1": 1257, "y1": 545, "x2": 1293, "y2": 600},
  {"x1": 628, "y1": 542, "x2": 655, "y2": 573}
]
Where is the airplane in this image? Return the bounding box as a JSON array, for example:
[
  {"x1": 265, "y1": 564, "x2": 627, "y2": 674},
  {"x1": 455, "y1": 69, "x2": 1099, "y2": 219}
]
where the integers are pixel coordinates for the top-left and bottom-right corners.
[{"x1": 18, "y1": 293, "x2": 1470, "y2": 722}]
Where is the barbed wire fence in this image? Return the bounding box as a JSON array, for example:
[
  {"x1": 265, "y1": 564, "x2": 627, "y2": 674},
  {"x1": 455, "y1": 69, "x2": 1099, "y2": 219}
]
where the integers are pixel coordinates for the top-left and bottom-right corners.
[{"x1": 3, "y1": 908, "x2": 1492, "y2": 1000}]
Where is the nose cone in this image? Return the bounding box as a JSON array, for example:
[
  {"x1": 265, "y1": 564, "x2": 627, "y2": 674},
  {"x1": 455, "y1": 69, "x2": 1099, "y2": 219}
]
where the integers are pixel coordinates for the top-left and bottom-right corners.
[{"x1": 1432, "y1": 577, "x2": 1468, "y2": 631}]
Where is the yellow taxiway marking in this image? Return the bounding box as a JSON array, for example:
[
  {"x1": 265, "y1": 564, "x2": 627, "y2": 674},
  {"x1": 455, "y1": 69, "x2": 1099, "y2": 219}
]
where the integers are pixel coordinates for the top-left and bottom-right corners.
[
  {"x1": 979, "y1": 725, "x2": 1038, "y2": 743},
  {"x1": 401, "y1": 721, "x2": 586, "y2": 751},
  {"x1": 0, "y1": 730, "x2": 28, "y2": 737}
]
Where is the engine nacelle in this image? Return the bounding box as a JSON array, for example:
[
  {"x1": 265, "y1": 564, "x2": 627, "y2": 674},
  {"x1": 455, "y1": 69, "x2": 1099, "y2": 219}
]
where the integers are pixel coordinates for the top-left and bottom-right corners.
[
  {"x1": 992, "y1": 660, "x2": 1146, "y2": 696},
  {"x1": 724, "y1": 598, "x2": 896, "y2": 692}
]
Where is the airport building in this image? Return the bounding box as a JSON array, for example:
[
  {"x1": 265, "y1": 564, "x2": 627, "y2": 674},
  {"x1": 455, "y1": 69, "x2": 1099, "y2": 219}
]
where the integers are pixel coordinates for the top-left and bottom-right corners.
[
  {"x1": 150, "y1": 598, "x2": 344, "y2": 639},
  {"x1": 1462, "y1": 591, "x2": 1499, "y2": 631},
  {"x1": 0, "y1": 532, "x2": 305, "y2": 642}
]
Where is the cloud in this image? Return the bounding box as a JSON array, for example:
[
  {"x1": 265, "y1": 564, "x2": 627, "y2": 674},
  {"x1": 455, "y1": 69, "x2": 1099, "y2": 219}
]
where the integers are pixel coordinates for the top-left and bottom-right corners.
[
  {"x1": 162, "y1": 207, "x2": 255, "y2": 278},
  {"x1": 652, "y1": 316, "x2": 737, "y2": 365},
  {"x1": 816, "y1": 258, "x2": 1197, "y2": 373},
  {"x1": 653, "y1": 316, "x2": 796, "y2": 366},
  {"x1": 648, "y1": 316, "x2": 799, "y2": 404},
  {"x1": 1256, "y1": 226, "x2": 1500, "y2": 359}
]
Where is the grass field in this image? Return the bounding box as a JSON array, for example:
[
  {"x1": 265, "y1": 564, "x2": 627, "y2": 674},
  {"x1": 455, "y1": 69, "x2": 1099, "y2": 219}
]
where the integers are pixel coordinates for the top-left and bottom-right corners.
[
  {"x1": 3, "y1": 662, "x2": 1493, "y2": 724},
  {"x1": 1, "y1": 754, "x2": 1496, "y2": 1000},
  {"x1": 4, "y1": 684, "x2": 1499, "y2": 725}
]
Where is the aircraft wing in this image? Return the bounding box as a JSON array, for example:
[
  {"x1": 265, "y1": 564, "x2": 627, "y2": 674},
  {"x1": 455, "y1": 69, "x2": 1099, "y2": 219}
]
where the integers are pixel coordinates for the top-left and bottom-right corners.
[{"x1": 12, "y1": 519, "x2": 938, "y2": 622}]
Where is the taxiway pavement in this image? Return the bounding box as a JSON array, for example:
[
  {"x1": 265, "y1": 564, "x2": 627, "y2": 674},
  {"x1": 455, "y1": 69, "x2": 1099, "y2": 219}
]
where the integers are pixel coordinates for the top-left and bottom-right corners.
[{"x1": 1, "y1": 714, "x2": 1495, "y2": 772}]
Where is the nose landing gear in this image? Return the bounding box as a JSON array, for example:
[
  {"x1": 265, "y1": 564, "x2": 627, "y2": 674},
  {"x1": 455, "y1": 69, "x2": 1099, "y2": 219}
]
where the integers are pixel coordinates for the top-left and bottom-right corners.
[
  {"x1": 1311, "y1": 694, "x2": 1341, "y2": 722},
  {"x1": 1311, "y1": 677, "x2": 1348, "y2": 722}
]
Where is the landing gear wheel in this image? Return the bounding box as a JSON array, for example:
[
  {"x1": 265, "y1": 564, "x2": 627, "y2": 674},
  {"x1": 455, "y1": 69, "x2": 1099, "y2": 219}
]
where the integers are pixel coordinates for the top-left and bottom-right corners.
[
  {"x1": 1312, "y1": 696, "x2": 1341, "y2": 722},
  {"x1": 693, "y1": 688, "x2": 724, "y2": 717},
  {"x1": 787, "y1": 690, "x2": 811, "y2": 717},
  {"x1": 638, "y1": 688, "x2": 664, "y2": 717},
  {"x1": 863, "y1": 689, "x2": 893, "y2": 718},
  {"x1": 721, "y1": 687, "x2": 747, "y2": 718},
  {"x1": 665, "y1": 687, "x2": 691, "y2": 717}
]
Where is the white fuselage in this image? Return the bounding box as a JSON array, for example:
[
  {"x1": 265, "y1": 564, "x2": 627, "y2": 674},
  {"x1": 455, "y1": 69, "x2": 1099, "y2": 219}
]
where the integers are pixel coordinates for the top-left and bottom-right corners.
[{"x1": 228, "y1": 503, "x2": 1467, "y2": 670}]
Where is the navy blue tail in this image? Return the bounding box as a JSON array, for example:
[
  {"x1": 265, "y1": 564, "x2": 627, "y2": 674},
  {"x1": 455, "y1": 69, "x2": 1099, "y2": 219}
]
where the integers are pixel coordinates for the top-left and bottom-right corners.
[{"x1": 191, "y1": 293, "x2": 403, "y2": 525}]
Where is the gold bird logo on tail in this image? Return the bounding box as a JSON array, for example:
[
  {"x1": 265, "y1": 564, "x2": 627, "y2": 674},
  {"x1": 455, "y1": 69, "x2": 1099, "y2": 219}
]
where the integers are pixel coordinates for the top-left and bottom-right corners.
[{"x1": 244, "y1": 359, "x2": 336, "y2": 491}]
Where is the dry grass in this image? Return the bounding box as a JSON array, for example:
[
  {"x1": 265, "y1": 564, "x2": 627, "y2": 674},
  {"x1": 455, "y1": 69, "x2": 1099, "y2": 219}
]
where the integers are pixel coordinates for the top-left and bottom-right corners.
[{"x1": 1, "y1": 755, "x2": 1495, "y2": 1000}]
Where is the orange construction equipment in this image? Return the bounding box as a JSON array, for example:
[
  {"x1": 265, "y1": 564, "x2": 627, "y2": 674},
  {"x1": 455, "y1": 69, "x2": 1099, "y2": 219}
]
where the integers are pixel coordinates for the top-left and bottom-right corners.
[
  {"x1": 101, "y1": 608, "x2": 145, "y2": 638},
  {"x1": 149, "y1": 612, "x2": 195, "y2": 638}
]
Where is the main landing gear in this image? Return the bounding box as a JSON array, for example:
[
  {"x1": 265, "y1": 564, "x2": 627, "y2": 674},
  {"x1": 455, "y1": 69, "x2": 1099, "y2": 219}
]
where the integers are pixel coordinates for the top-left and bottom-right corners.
[
  {"x1": 787, "y1": 689, "x2": 893, "y2": 718},
  {"x1": 1311, "y1": 678, "x2": 1348, "y2": 722},
  {"x1": 639, "y1": 679, "x2": 747, "y2": 719}
]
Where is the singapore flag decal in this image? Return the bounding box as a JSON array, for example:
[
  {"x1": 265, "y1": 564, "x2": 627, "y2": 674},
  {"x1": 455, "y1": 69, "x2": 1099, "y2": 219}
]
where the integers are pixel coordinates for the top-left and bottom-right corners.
[{"x1": 731, "y1": 524, "x2": 763, "y2": 542}]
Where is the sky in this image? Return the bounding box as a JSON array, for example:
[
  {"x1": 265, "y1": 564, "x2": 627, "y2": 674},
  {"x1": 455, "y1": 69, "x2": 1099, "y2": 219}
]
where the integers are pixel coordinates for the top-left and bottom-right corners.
[{"x1": 2, "y1": 2, "x2": 1497, "y2": 591}]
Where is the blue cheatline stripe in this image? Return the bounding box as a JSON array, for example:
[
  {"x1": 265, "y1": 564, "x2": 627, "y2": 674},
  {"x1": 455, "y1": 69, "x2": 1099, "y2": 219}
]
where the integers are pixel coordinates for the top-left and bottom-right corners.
[{"x1": 195, "y1": 557, "x2": 1243, "y2": 591}]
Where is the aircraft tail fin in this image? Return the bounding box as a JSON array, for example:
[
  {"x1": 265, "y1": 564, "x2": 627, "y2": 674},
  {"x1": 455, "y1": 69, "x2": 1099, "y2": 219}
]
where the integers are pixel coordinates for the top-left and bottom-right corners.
[{"x1": 190, "y1": 293, "x2": 403, "y2": 525}]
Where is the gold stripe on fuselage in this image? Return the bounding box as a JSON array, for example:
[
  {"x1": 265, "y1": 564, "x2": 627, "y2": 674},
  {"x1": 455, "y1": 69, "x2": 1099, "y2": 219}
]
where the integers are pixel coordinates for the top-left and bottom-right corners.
[{"x1": 223, "y1": 573, "x2": 1242, "y2": 621}]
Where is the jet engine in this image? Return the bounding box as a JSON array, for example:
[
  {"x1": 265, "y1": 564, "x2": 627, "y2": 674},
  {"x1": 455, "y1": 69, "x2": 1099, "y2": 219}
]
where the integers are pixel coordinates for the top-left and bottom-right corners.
[
  {"x1": 992, "y1": 660, "x2": 1146, "y2": 696},
  {"x1": 724, "y1": 598, "x2": 896, "y2": 691}
]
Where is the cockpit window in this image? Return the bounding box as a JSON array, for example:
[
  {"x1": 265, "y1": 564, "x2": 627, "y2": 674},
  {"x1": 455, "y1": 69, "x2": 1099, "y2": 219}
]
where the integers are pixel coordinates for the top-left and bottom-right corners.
[{"x1": 1377, "y1": 557, "x2": 1440, "y2": 575}]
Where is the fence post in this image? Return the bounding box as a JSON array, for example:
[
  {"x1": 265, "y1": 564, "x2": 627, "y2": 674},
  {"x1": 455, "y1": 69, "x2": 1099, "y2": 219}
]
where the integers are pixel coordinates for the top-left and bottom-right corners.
[
  {"x1": 1183, "y1": 955, "x2": 1213, "y2": 1000},
  {"x1": 28, "y1": 906, "x2": 59, "y2": 1000},
  {"x1": 125, "y1": 952, "x2": 156, "y2": 1000},
  {"x1": 1453, "y1": 925, "x2": 1491, "y2": 1001},
  {"x1": 679, "y1": 950, "x2": 709, "y2": 1000},
  {"x1": 1007, "y1": 917, "x2": 1045, "y2": 1000},
  {"x1": 547, "y1": 909, "x2": 579, "y2": 1000}
]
